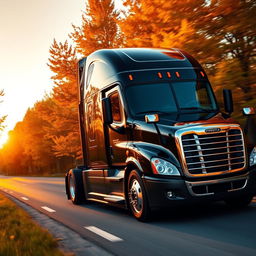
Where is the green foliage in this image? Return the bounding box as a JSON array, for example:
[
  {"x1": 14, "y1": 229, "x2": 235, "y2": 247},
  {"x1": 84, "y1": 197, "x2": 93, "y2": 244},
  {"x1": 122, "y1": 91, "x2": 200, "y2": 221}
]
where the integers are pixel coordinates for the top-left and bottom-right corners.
[{"x1": 0, "y1": 193, "x2": 64, "y2": 256}]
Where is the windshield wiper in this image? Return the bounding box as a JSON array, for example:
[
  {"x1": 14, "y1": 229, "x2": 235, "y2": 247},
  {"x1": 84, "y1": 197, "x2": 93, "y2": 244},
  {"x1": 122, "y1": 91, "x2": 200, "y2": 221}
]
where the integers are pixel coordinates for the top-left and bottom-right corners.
[
  {"x1": 136, "y1": 110, "x2": 171, "y2": 115},
  {"x1": 180, "y1": 107, "x2": 216, "y2": 113}
]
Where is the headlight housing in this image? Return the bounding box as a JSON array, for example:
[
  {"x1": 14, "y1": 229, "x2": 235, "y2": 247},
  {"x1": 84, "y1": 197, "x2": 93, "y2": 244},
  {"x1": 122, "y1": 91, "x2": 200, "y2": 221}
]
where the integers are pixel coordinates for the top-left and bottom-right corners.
[
  {"x1": 151, "y1": 158, "x2": 180, "y2": 176},
  {"x1": 250, "y1": 147, "x2": 256, "y2": 166}
]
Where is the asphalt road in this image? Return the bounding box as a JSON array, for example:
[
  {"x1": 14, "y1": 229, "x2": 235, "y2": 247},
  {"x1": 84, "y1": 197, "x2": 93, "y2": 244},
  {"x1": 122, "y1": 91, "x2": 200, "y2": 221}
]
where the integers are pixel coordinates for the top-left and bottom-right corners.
[{"x1": 1, "y1": 175, "x2": 256, "y2": 256}]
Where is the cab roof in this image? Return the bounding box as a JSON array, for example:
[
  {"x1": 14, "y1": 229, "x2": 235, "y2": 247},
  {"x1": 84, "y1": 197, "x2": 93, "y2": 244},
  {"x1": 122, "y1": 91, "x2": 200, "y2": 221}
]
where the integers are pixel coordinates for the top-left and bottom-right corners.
[{"x1": 86, "y1": 48, "x2": 202, "y2": 74}]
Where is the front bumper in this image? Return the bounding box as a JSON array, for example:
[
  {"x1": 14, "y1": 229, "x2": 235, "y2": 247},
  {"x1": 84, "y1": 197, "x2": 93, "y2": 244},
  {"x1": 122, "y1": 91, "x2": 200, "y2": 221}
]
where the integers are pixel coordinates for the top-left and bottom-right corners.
[{"x1": 143, "y1": 168, "x2": 256, "y2": 209}]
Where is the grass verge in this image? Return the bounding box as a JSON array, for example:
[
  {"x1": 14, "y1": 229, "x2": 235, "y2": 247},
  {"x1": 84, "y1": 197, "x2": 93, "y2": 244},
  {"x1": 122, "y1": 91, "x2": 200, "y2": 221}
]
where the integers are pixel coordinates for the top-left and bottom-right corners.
[{"x1": 0, "y1": 192, "x2": 65, "y2": 256}]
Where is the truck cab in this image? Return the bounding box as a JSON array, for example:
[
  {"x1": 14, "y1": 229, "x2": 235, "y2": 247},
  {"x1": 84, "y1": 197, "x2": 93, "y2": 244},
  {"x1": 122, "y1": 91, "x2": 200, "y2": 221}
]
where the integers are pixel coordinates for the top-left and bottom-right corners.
[{"x1": 65, "y1": 48, "x2": 256, "y2": 221}]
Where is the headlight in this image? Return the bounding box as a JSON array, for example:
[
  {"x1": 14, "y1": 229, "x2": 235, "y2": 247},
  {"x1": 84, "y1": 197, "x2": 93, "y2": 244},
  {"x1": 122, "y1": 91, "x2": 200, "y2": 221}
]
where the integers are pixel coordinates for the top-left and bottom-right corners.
[
  {"x1": 250, "y1": 147, "x2": 256, "y2": 166},
  {"x1": 151, "y1": 158, "x2": 180, "y2": 176}
]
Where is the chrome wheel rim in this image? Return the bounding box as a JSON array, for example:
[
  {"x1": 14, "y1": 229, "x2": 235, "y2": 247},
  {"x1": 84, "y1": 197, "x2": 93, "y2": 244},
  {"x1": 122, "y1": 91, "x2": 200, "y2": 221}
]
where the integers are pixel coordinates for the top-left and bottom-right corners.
[
  {"x1": 129, "y1": 179, "x2": 143, "y2": 214},
  {"x1": 69, "y1": 175, "x2": 75, "y2": 200}
]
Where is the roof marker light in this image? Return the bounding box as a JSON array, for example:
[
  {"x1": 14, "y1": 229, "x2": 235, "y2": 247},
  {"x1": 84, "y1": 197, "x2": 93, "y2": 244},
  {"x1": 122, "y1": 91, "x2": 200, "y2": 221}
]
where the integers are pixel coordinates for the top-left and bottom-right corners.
[
  {"x1": 167, "y1": 72, "x2": 171, "y2": 78},
  {"x1": 175, "y1": 71, "x2": 180, "y2": 78},
  {"x1": 200, "y1": 71, "x2": 205, "y2": 77},
  {"x1": 128, "y1": 74, "x2": 133, "y2": 81},
  {"x1": 158, "y1": 72, "x2": 163, "y2": 78}
]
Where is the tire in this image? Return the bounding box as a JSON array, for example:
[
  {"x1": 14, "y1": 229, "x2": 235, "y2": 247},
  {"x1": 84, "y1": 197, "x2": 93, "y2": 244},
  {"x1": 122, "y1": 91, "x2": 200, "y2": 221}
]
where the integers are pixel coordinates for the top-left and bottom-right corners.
[
  {"x1": 225, "y1": 194, "x2": 253, "y2": 208},
  {"x1": 68, "y1": 169, "x2": 85, "y2": 205},
  {"x1": 127, "y1": 170, "x2": 151, "y2": 221}
]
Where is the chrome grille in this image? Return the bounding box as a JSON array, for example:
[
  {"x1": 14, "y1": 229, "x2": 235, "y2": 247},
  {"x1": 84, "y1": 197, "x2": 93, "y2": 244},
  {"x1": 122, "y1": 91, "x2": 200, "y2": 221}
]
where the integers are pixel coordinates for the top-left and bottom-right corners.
[{"x1": 181, "y1": 128, "x2": 246, "y2": 176}]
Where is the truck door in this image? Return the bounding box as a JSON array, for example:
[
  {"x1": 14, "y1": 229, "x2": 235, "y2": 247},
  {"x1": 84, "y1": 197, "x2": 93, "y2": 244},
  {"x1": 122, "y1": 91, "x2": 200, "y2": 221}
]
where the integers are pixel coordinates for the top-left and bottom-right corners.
[
  {"x1": 85, "y1": 98, "x2": 106, "y2": 194},
  {"x1": 105, "y1": 86, "x2": 127, "y2": 167}
]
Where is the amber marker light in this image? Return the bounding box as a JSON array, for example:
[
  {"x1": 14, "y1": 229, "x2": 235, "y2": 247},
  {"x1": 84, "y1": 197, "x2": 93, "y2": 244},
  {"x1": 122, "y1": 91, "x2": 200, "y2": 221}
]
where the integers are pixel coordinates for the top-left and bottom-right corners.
[
  {"x1": 167, "y1": 72, "x2": 171, "y2": 78},
  {"x1": 200, "y1": 71, "x2": 205, "y2": 77},
  {"x1": 128, "y1": 74, "x2": 133, "y2": 80},
  {"x1": 175, "y1": 71, "x2": 180, "y2": 78},
  {"x1": 158, "y1": 72, "x2": 163, "y2": 78}
]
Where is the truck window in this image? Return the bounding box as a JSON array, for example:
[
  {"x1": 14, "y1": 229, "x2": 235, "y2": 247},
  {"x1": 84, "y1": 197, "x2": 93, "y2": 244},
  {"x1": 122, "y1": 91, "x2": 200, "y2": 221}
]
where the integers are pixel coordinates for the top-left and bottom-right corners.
[
  {"x1": 125, "y1": 81, "x2": 217, "y2": 116},
  {"x1": 172, "y1": 81, "x2": 217, "y2": 110},
  {"x1": 109, "y1": 91, "x2": 122, "y2": 122},
  {"x1": 126, "y1": 83, "x2": 177, "y2": 116}
]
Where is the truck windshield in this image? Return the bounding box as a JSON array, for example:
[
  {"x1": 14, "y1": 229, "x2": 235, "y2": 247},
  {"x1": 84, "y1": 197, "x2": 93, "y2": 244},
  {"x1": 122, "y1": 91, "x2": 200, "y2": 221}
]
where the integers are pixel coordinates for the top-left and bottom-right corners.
[{"x1": 126, "y1": 81, "x2": 217, "y2": 116}]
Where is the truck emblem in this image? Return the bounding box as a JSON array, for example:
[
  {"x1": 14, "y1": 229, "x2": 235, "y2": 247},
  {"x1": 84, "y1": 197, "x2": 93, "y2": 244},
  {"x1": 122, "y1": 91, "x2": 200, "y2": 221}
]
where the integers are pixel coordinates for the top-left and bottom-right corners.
[{"x1": 205, "y1": 128, "x2": 221, "y2": 133}]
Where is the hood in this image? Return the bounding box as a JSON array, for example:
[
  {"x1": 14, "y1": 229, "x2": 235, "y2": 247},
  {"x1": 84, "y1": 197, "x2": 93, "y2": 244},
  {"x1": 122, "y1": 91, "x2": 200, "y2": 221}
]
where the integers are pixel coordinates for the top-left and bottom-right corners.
[
  {"x1": 132, "y1": 112, "x2": 239, "y2": 150},
  {"x1": 157, "y1": 112, "x2": 238, "y2": 136}
]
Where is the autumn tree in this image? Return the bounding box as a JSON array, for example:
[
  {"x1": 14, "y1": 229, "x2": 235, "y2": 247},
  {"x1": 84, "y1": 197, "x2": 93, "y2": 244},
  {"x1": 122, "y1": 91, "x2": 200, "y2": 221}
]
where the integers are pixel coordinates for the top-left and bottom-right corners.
[
  {"x1": 205, "y1": 0, "x2": 256, "y2": 98},
  {"x1": 21, "y1": 100, "x2": 58, "y2": 174},
  {"x1": 0, "y1": 123, "x2": 27, "y2": 175},
  {"x1": 119, "y1": 0, "x2": 220, "y2": 67},
  {"x1": 48, "y1": 40, "x2": 81, "y2": 164},
  {"x1": 0, "y1": 95, "x2": 76, "y2": 175},
  {"x1": 0, "y1": 97, "x2": 60, "y2": 175},
  {"x1": 70, "y1": 0, "x2": 122, "y2": 55}
]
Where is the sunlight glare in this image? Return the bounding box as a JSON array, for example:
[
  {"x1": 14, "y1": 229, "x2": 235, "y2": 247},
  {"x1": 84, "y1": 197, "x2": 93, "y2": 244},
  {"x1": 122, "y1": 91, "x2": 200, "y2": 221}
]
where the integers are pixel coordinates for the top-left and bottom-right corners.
[{"x1": 0, "y1": 132, "x2": 9, "y2": 148}]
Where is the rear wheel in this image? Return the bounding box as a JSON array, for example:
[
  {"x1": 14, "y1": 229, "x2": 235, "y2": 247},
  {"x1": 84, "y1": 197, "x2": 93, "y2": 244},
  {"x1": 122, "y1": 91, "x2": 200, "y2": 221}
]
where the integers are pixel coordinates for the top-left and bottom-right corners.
[
  {"x1": 225, "y1": 194, "x2": 253, "y2": 208},
  {"x1": 128, "y1": 170, "x2": 151, "y2": 221},
  {"x1": 68, "y1": 169, "x2": 85, "y2": 205}
]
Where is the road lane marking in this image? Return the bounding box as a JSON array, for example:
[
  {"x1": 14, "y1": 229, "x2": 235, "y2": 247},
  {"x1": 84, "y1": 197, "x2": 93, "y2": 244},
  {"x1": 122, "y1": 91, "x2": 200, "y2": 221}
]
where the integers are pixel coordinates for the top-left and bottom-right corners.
[
  {"x1": 21, "y1": 197, "x2": 29, "y2": 201},
  {"x1": 41, "y1": 206, "x2": 56, "y2": 213},
  {"x1": 85, "y1": 226, "x2": 123, "y2": 242}
]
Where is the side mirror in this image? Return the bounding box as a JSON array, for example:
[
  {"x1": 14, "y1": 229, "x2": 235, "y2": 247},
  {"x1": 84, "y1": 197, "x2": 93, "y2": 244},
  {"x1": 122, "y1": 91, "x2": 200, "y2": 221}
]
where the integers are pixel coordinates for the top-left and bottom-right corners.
[
  {"x1": 223, "y1": 89, "x2": 233, "y2": 115},
  {"x1": 243, "y1": 107, "x2": 255, "y2": 116},
  {"x1": 102, "y1": 97, "x2": 113, "y2": 124}
]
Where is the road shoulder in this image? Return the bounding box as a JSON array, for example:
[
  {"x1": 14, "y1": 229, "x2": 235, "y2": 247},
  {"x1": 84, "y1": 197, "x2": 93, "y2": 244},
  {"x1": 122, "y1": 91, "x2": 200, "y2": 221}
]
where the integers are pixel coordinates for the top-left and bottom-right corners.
[{"x1": 6, "y1": 194, "x2": 113, "y2": 256}]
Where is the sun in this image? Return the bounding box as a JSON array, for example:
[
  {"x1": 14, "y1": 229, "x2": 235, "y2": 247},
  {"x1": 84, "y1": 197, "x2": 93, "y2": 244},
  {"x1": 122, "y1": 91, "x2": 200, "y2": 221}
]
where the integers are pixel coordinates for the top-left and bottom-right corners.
[{"x1": 0, "y1": 132, "x2": 9, "y2": 149}]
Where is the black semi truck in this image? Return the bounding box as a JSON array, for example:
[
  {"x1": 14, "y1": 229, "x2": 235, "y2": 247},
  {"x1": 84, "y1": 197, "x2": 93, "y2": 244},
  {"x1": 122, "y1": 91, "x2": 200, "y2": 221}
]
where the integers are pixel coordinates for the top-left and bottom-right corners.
[{"x1": 65, "y1": 48, "x2": 256, "y2": 220}]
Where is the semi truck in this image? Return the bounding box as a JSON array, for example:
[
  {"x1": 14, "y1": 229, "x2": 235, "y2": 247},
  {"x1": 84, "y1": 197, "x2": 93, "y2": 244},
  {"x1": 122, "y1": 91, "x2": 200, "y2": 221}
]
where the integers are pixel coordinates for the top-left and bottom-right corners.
[{"x1": 65, "y1": 48, "x2": 256, "y2": 221}]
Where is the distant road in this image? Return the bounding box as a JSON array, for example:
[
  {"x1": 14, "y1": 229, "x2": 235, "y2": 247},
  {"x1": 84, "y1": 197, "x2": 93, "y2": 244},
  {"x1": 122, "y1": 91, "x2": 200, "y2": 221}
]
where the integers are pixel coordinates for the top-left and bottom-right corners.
[{"x1": 1, "y1": 175, "x2": 256, "y2": 256}]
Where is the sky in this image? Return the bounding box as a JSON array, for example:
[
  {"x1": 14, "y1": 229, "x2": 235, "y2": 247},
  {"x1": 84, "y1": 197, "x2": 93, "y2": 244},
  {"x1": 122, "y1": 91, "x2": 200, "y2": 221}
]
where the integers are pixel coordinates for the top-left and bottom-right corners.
[{"x1": 0, "y1": 0, "x2": 87, "y2": 146}]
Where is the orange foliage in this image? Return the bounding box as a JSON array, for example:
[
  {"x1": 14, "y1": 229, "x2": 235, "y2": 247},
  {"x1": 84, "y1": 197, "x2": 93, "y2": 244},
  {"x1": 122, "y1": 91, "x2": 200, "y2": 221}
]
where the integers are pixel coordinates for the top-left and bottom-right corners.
[{"x1": 70, "y1": 0, "x2": 122, "y2": 55}]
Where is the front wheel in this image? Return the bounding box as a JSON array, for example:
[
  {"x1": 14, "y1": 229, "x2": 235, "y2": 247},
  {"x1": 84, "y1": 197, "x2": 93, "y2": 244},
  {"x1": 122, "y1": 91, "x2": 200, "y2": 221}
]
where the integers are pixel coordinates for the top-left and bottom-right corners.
[
  {"x1": 68, "y1": 169, "x2": 85, "y2": 205},
  {"x1": 128, "y1": 170, "x2": 151, "y2": 221}
]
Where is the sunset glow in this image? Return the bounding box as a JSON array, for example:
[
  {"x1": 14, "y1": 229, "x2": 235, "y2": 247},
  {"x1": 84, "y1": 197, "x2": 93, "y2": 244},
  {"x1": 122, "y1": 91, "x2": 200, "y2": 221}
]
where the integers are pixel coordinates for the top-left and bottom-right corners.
[
  {"x1": 0, "y1": 132, "x2": 8, "y2": 148},
  {"x1": 0, "y1": 0, "x2": 85, "y2": 143}
]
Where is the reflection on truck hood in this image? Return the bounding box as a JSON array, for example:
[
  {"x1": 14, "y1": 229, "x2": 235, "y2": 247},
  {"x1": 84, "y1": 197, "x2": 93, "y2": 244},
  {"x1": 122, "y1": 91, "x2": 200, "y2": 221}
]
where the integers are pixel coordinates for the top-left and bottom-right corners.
[
  {"x1": 132, "y1": 112, "x2": 237, "y2": 144},
  {"x1": 157, "y1": 112, "x2": 237, "y2": 134}
]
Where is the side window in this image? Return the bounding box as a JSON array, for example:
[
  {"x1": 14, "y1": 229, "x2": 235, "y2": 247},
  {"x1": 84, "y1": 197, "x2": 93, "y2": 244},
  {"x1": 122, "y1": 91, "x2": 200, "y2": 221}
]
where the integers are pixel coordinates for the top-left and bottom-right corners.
[{"x1": 109, "y1": 91, "x2": 122, "y2": 123}]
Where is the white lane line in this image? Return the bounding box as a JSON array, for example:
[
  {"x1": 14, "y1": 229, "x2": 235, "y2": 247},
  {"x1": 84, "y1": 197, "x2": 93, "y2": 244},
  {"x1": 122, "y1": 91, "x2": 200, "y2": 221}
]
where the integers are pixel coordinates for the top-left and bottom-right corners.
[
  {"x1": 41, "y1": 206, "x2": 56, "y2": 213},
  {"x1": 21, "y1": 197, "x2": 29, "y2": 201},
  {"x1": 85, "y1": 226, "x2": 123, "y2": 242}
]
